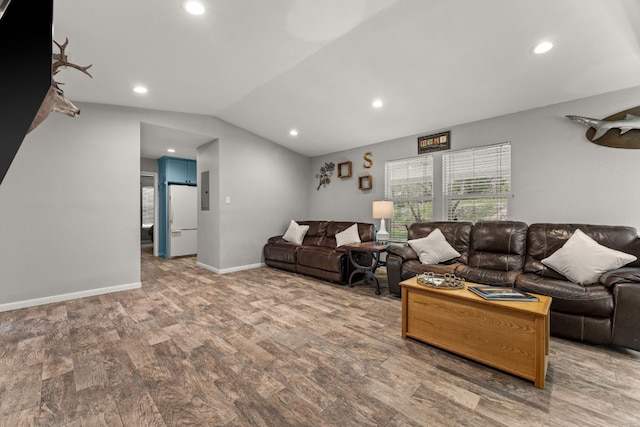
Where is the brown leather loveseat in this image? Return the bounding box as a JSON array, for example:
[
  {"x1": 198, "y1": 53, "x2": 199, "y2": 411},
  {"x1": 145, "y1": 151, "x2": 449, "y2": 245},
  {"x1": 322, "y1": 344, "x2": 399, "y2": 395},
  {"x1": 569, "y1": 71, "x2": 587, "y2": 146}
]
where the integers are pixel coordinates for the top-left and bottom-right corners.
[
  {"x1": 386, "y1": 221, "x2": 640, "y2": 351},
  {"x1": 264, "y1": 221, "x2": 375, "y2": 284}
]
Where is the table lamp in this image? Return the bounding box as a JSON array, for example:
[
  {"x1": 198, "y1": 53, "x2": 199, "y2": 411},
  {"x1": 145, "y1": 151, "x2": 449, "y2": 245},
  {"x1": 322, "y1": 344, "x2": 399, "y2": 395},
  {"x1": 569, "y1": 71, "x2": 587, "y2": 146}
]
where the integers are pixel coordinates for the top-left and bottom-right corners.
[{"x1": 372, "y1": 200, "x2": 394, "y2": 243}]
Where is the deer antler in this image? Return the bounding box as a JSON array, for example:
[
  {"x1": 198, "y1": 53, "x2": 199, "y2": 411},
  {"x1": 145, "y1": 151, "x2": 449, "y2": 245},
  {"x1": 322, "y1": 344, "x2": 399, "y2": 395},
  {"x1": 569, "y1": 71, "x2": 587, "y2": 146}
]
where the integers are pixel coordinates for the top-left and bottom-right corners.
[
  {"x1": 27, "y1": 37, "x2": 93, "y2": 133},
  {"x1": 52, "y1": 37, "x2": 93, "y2": 78}
]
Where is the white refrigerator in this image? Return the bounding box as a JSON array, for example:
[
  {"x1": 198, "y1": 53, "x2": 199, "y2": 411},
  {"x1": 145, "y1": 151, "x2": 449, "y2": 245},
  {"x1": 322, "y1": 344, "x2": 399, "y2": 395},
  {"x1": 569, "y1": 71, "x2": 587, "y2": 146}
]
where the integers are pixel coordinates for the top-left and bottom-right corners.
[{"x1": 169, "y1": 184, "x2": 197, "y2": 257}]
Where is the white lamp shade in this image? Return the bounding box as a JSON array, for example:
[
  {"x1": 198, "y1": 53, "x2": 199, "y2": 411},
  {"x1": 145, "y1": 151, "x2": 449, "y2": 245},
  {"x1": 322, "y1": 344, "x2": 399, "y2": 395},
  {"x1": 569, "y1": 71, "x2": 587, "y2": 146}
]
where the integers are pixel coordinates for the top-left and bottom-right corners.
[
  {"x1": 372, "y1": 201, "x2": 394, "y2": 219},
  {"x1": 372, "y1": 201, "x2": 393, "y2": 243}
]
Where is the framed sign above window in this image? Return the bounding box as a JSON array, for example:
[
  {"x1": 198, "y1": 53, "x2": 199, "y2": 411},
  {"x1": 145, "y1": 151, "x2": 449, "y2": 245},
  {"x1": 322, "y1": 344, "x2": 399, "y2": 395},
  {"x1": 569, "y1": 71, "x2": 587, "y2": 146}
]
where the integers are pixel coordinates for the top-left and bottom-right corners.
[{"x1": 418, "y1": 131, "x2": 450, "y2": 154}]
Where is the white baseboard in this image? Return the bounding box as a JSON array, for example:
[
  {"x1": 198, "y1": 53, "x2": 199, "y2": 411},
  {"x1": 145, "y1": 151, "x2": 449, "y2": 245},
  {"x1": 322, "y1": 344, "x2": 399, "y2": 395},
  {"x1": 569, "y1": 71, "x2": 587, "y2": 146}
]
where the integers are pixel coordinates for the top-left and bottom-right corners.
[
  {"x1": 0, "y1": 282, "x2": 142, "y2": 313},
  {"x1": 196, "y1": 261, "x2": 265, "y2": 274}
]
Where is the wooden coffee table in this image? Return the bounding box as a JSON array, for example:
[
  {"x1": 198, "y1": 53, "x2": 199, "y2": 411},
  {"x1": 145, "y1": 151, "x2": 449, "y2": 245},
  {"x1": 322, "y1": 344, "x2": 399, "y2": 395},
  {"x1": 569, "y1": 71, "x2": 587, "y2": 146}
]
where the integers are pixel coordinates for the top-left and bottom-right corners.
[{"x1": 400, "y1": 276, "x2": 552, "y2": 388}]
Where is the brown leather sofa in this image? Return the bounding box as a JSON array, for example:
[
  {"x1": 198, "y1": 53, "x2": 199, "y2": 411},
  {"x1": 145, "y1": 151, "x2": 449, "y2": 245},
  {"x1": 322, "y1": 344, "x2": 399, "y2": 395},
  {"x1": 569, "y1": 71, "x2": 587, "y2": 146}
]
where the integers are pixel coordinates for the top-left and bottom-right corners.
[
  {"x1": 455, "y1": 220, "x2": 528, "y2": 287},
  {"x1": 515, "y1": 223, "x2": 640, "y2": 350},
  {"x1": 263, "y1": 221, "x2": 375, "y2": 284},
  {"x1": 386, "y1": 220, "x2": 528, "y2": 292},
  {"x1": 386, "y1": 221, "x2": 472, "y2": 289},
  {"x1": 386, "y1": 221, "x2": 640, "y2": 351}
]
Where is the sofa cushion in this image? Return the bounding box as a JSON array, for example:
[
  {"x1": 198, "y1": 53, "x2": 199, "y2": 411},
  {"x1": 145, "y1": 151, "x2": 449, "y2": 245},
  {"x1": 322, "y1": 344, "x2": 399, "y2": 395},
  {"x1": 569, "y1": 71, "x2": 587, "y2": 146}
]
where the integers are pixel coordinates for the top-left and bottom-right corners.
[
  {"x1": 455, "y1": 221, "x2": 528, "y2": 286},
  {"x1": 298, "y1": 220, "x2": 329, "y2": 237},
  {"x1": 263, "y1": 241, "x2": 298, "y2": 265},
  {"x1": 408, "y1": 228, "x2": 460, "y2": 265},
  {"x1": 292, "y1": 220, "x2": 331, "y2": 247},
  {"x1": 455, "y1": 266, "x2": 520, "y2": 287},
  {"x1": 551, "y1": 311, "x2": 612, "y2": 346},
  {"x1": 541, "y1": 229, "x2": 637, "y2": 285},
  {"x1": 524, "y1": 223, "x2": 640, "y2": 278},
  {"x1": 402, "y1": 259, "x2": 461, "y2": 276},
  {"x1": 282, "y1": 220, "x2": 310, "y2": 245},
  {"x1": 326, "y1": 221, "x2": 375, "y2": 245},
  {"x1": 335, "y1": 223, "x2": 361, "y2": 247},
  {"x1": 297, "y1": 246, "x2": 344, "y2": 273},
  {"x1": 516, "y1": 273, "x2": 614, "y2": 317},
  {"x1": 467, "y1": 221, "x2": 528, "y2": 270},
  {"x1": 407, "y1": 221, "x2": 472, "y2": 264}
]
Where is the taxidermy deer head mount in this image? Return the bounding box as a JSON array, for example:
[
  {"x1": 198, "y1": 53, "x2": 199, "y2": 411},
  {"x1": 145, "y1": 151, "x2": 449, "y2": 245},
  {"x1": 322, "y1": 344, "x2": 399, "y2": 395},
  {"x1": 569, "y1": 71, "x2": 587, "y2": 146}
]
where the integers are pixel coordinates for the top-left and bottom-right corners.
[{"x1": 28, "y1": 38, "x2": 92, "y2": 133}]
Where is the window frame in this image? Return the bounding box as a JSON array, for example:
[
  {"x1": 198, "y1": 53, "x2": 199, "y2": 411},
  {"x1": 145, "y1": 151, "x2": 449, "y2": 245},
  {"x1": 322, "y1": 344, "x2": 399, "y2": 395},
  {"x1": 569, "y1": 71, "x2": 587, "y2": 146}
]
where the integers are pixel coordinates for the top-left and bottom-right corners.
[
  {"x1": 384, "y1": 155, "x2": 434, "y2": 241},
  {"x1": 141, "y1": 185, "x2": 155, "y2": 229},
  {"x1": 442, "y1": 142, "x2": 511, "y2": 222}
]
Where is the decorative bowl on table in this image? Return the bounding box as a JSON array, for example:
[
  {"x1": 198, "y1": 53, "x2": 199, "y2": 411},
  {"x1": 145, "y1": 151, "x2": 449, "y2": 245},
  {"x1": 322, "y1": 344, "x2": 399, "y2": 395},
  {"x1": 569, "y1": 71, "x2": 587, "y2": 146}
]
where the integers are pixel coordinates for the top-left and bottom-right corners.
[{"x1": 416, "y1": 272, "x2": 464, "y2": 289}]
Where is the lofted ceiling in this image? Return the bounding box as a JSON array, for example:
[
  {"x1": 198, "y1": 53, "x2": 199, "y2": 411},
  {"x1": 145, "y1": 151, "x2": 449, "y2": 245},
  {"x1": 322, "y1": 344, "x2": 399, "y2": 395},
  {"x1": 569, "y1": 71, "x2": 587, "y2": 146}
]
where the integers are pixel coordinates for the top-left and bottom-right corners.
[{"x1": 53, "y1": 0, "x2": 640, "y2": 159}]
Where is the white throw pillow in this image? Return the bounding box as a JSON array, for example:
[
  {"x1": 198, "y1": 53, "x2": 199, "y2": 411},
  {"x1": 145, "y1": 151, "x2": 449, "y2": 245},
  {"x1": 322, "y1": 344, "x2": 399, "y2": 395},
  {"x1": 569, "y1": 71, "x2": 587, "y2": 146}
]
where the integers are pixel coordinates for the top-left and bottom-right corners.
[
  {"x1": 335, "y1": 223, "x2": 361, "y2": 247},
  {"x1": 282, "y1": 220, "x2": 309, "y2": 245},
  {"x1": 541, "y1": 229, "x2": 637, "y2": 285},
  {"x1": 408, "y1": 228, "x2": 461, "y2": 265}
]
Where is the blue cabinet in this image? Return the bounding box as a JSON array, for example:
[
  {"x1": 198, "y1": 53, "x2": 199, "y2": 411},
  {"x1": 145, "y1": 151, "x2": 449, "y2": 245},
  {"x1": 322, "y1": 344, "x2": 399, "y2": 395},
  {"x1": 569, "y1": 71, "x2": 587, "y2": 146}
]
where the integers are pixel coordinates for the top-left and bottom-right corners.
[
  {"x1": 157, "y1": 156, "x2": 197, "y2": 258},
  {"x1": 159, "y1": 156, "x2": 197, "y2": 185},
  {"x1": 187, "y1": 160, "x2": 197, "y2": 184}
]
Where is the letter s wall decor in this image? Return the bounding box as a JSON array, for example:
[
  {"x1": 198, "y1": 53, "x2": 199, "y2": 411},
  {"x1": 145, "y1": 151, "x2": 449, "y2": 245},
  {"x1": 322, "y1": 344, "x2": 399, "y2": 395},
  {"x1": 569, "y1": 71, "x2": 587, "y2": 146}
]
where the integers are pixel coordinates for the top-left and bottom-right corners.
[{"x1": 363, "y1": 152, "x2": 373, "y2": 168}]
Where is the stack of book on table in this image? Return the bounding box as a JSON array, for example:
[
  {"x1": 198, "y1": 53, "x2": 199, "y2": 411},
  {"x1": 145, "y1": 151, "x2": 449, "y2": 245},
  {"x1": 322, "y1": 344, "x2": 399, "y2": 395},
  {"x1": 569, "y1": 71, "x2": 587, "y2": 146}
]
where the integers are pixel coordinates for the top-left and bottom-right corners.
[{"x1": 468, "y1": 286, "x2": 539, "y2": 302}]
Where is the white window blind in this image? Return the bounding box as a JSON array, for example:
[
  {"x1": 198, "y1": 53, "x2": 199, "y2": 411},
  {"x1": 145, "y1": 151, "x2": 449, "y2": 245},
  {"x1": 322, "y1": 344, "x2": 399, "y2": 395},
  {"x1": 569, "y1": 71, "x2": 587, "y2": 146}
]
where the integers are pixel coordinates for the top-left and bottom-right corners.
[
  {"x1": 385, "y1": 156, "x2": 433, "y2": 241},
  {"x1": 443, "y1": 142, "x2": 511, "y2": 222},
  {"x1": 141, "y1": 186, "x2": 155, "y2": 228}
]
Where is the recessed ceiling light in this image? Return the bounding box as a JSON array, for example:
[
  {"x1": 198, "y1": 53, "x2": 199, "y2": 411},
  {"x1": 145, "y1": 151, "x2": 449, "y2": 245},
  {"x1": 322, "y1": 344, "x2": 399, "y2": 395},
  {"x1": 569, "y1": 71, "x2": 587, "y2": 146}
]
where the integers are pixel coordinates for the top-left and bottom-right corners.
[
  {"x1": 533, "y1": 41, "x2": 553, "y2": 54},
  {"x1": 289, "y1": 129, "x2": 298, "y2": 136},
  {"x1": 133, "y1": 86, "x2": 148, "y2": 94},
  {"x1": 167, "y1": 148, "x2": 176, "y2": 153},
  {"x1": 183, "y1": 0, "x2": 205, "y2": 15},
  {"x1": 372, "y1": 99, "x2": 384, "y2": 108}
]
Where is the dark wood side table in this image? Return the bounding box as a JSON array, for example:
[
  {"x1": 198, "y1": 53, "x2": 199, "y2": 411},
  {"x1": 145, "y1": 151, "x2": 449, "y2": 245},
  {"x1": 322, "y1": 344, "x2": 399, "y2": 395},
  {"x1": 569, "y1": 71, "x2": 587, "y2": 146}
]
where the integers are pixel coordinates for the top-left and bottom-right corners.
[{"x1": 343, "y1": 242, "x2": 388, "y2": 295}]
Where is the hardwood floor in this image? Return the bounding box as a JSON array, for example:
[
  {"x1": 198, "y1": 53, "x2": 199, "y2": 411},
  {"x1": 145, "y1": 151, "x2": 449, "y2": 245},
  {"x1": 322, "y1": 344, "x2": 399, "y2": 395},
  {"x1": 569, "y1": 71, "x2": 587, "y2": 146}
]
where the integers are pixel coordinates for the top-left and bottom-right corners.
[{"x1": 1, "y1": 251, "x2": 639, "y2": 426}]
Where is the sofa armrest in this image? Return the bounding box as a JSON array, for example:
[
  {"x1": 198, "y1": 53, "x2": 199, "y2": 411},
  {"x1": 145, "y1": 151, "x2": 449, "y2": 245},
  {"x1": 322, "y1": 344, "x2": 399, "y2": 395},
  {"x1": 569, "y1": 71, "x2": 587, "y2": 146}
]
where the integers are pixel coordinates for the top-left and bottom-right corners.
[
  {"x1": 267, "y1": 236, "x2": 286, "y2": 244},
  {"x1": 600, "y1": 267, "x2": 640, "y2": 288},
  {"x1": 611, "y1": 280, "x2": 640, "y2": 351},
  {"x1": 456, "y1": 265, "x2": 521, "y2": 287},
  {"x1": 386, "y1": 244, "x2": 418, "y2": 262}
]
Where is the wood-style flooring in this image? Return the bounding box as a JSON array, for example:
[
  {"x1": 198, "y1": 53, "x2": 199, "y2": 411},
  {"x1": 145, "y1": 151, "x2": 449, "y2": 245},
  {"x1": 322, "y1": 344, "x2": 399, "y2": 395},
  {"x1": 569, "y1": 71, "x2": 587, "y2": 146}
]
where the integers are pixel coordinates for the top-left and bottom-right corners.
[{"x1": 1, "y1": 249, "x2": 640, "y2": 426}]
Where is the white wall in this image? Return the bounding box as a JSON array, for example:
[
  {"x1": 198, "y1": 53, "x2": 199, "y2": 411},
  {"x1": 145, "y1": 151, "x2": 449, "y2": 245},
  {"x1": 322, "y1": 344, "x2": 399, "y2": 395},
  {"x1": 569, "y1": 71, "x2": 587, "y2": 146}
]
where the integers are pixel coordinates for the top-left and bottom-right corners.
[
  {"x1": 196, "y1": 140, "x2": 221, "y2": 270},
  {"x1": 140, "y1": 157, "x2": 159, "y2": 173},
  {"x1": 309, "y1": 85, "x2": 640, "y2": 231},
  {"x1": 0, "y1": 102, "x2": 310, "y2": 309},
  {"x1": 0, "y1": 104, "x2": 142, "y2": 309},
  {"x1": 214, "y1": 122, "x2": 310, "y2": 271}
]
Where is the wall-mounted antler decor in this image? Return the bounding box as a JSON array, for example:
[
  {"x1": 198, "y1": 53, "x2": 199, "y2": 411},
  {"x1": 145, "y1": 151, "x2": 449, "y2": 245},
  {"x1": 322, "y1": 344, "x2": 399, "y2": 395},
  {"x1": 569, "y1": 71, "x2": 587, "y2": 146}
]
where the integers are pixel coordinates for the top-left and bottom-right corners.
[{"x1": 28, "y1": 38, "x2": 93, "y2": 133}]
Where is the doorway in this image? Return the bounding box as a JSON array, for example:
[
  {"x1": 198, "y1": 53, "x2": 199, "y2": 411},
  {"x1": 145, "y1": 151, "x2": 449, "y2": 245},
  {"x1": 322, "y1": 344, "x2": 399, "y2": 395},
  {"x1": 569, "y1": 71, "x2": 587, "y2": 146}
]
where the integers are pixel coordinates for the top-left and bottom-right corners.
[{"x1": 140, "y1": 172, "x2": 158, "y2": 256}]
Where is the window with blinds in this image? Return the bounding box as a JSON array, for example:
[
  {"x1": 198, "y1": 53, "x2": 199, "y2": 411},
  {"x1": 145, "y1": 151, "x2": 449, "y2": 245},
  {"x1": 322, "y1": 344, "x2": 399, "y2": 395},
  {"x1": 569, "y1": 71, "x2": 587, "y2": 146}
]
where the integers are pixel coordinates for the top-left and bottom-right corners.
[
  {"x1": 442, "y1": 142, "x2": 511, "y2": 222},
  {"x1": 141, "y1": 186, "x2": 155, "y2": 228},
  {"x1": 385, "y1": 156, "x2": 433, "y2": 240}
]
